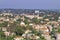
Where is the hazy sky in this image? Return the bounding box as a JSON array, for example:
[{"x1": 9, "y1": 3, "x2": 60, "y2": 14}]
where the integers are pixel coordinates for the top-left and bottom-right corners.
[{"x1": 0, "y1": 0, "x2": 60, "y2": 9}]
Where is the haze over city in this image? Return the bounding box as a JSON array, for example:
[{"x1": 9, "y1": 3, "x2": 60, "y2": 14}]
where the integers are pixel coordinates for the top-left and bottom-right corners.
[{"x1": 0, "y1": 0, "x2": 60, "y2": 9}]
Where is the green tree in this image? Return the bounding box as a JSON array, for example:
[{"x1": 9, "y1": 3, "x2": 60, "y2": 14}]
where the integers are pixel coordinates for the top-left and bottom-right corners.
[
  {"x1": 50, "y1": 27, "x2": 56, "y2": 39},
  {"x1": 58, "y1": 27, "x2": 60, "y2": 33},
  {"x1": 15, "y1": 26, "x2": 26, "y2": 36},
  {"x1": 32, "y1": 18, "x2": 39, "y2": 24},
  {"x1": 3, "y1": 21, "x2": 8, "y2": 27},
  {"x1": 24, "y1": 19, "x2": 30, "y2": 25},
  {"x1": 40, "y1": 36, "x2": 46, "y2": 40},
  {"x1": 17, "y1": 18, "x2": 21, "y2": 23},
  {"x1": 0, "y1": 31, "x2": 5, "y2": 40}
]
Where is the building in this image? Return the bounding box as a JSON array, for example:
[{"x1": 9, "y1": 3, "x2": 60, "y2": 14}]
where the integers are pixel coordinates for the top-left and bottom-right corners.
[
  {"x1": 56, "y1": 33, "x2": 60, "y2": 40},
  {"x1": 35, "y1": 10, "x2": 39, "y2": 13},
  {"x1": 2, "y1": 13, "x2": 13, "y2": 16},
  {"x1": 20, "y1": 21, "x2": 25, "y2": 26},
  {"x1": 14, "y1": 36, "x2": 24, "y2": 40},
  {"x1": 4, "y1": 31, "x2": 10, "y2": 36},
  {"x1": 2, "y1": 27, "x2": 7, "y2": 31}
]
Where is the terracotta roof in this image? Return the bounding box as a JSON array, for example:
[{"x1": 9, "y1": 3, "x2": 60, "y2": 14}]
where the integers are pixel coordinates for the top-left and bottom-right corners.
[
  {"x1": 15, "y1": 36, "x2": 22, "y2": 38},
  {"x1": 44, "y1": 32, "x2": 49, "y2": 35},
  {"x1": 40, "y1": 27, "x2": 48, "y2": 31}
]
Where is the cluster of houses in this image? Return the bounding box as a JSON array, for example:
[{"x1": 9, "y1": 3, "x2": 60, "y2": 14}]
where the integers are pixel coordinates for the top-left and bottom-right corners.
[{"x1": 0, "y1": 12, "x2": 60, "y2": 40}]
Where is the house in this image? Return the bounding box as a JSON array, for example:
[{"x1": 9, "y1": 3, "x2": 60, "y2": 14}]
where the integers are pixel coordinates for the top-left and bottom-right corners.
[
  {"x1": 39, "y1": 25, "x2": 49, "y2": 32},
  {"x1": 25, "y1": 30, "x2": 32, "y2": 34},
  {"x1": 44, "y1": 18, "x2": 49, "y2": 21},
  {"x1": 22, "y1": 30, "x2": 33, "y2": 38},
  {"x1": 35, "y1": 10, "x2": 39, "y2": 13},
  {"x1": 47, "y1": 25, "x2": 53, "y2": 32},
  {"x1": 58, "y1": 16, "x2": 60, "y2": 19},
  {"x1": 14, "y1": 36, "x2": 24, "y2": 40},
  {"x1": 13, "y1": 18, "x2": 17, "y2": 21},
  {"x1": 56, "y1": 33, "x2": 60, "y2": 40},
  {"x1": 29, "y1": 23, "x2": 33, "y2": 26},
  {"x1": 9, "y1": 20, "x2": 13, "y2": 23},
  {"x1": 38, "y1": 17, "x2": 43, "y2": 20},
  {"x1": 0, "y1": 17, "x2": 5, "y2": 21},
  {"x1": 6, "y1": 18, "x2": 9, "y2": 21},
  {"x1": 58, "y1": 20, "x2": 60, "y2": 22},
  {"x1": 4, "y1": 31, "x2": 10, "y2": 36},
  {"x1": 7, "y1": 24, "x2": 10, "y2": 27},
  {"x1": 42, "y1": 32, "x2": 51, "y2": 40},
  {"x1": 3, "y1": 18, "x2": 9, "y2": 21},
  {"x1": 20, "y1": 21, "x2": 25, "y2": 26},
  {"x1": 25, "y1": 14, "x2": 34, "y2": 19},
  {"x1": 22, "y1": 33, "x2": 33, "y2": 38},
  {"x1": 2, "y1": 13, "x2": 13, "y2": 16},
  {"x1": 30, "y1": 35, "x2": 40, "y2": 40},
  {"x1": 43, "y1": 34, "x2": 51, "y2": 40},
  {"x1": 10, "y1": 32, "x2": 16, "y2": 36},
  {"x1": 34, "y1": 25, "x2": 40, "y2": 30},
  {"x1": 20, "y1": 16, "x2": 25, "y2": 21},
  {"x1": 15, "y1": 15, "x2": 20, "y2": 20},
  {"x1": 2, "y1": 27, "x2": 7, "y2": 31}
]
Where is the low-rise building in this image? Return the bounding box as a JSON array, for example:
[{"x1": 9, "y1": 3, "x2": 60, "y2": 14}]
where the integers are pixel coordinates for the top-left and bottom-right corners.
[
  {"x1": 4, "y1": 31, "x2": 10, "y2": 36},
  {"x1": 14, "y1": 36, "x2": 24, "y2": 40},
  {"x1": 56, "y1": 33, "x2": 60, "y2": 40},
  {"x1": 20, "y1": 21, "x2": 25, "y2": 26},
  {"x1": 42, "y1": 32, "x2": 51, "y2": 40},
  {"x1": 2, "y1": 27, "x2": 7, "y2": 31}
]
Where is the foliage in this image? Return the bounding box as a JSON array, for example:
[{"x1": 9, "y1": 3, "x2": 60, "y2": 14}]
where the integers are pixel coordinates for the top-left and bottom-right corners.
[
  {"x1": 0, "y1": 21, "x2": 8, "y2": 27},
  {"x1": 0, "y1": 31, "x2": 4, "y2": 36},
  {"x1": 15, "y1": 26, "x2": 26, "y2": 36},
  {"x1": 24, "y1": 18, "x2": 30, "y2": 25},
  {"x1": 58, "y1": 27, "x2": 60, "y2": 33},
  {"x1": 17, "y1": 18, "x2": 21, "y2": 23},
  {"x1": 32, "y1": 18, "x2": 39, "y2": 24},
  {"x1": 40, "y1": 36, "x2": 46, "y2": 40}
]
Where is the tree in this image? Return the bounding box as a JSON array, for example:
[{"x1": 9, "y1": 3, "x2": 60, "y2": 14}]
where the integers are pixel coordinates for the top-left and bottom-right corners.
[
  {"x1": 58, "y1": 27, "x2": 60, "y2": 33},
  {"x1": 24, "y1": 18, "x2": 30, "y2": 25},
  {"x1": 7, "y1": 36, "x2": 14, "y2": 40},
  {"x1": 50, "y1": 27, "x2": 56, "y2": 39},
  {"x1": 0, "y1": 23, "x2": 3, "y2": 27},
  {"x1": 17, "y1": 18, "x2": 21, "y2": 23},
  {"x1": 15, "y1": 26, "x2": 26, "y2": 36},
  {"x1": 0, "y1": 21, "x2": 8, "y2": 27},
  {"x1": 0, "y1": 31, "x2": 4, "y2": 37},
  {"x1": 54, "y1": 17, "x2": 58, "y2": 21},
  {"x1": 0, "y1": 31, "x2": 5, "y2": 40},
  {"x1": 32, "y1": 18, "x2": 39, "y2": 24},
  {"x1": 40, "y1": 36, "x2": 46, "y2": 40},
  {"x1": 3, "y1": 21, "x2": 8, "y2": 27}
]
